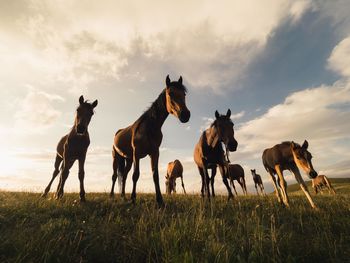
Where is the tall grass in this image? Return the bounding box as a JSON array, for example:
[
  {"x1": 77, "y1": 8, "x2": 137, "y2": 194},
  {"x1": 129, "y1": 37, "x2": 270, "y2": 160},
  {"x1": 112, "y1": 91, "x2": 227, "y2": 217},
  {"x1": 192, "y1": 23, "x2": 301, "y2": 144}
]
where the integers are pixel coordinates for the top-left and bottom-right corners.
[{"x1": 0, "y1": 191, "x2": 349, "y2": 262}]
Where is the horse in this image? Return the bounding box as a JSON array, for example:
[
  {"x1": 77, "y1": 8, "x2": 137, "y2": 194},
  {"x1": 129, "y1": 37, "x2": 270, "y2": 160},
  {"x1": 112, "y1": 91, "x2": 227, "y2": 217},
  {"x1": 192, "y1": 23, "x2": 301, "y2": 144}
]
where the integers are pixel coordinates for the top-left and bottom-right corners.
[
  {"x1": 227, "y1": 164, "x2": 247, "y2": 195},
  {"x1": 165, "y1": 159, "x2": 186, "y2": 195},
  {"x1": 194, "y1": 109, "x2": 238, "y2": 200},
  {"x1": 312, "y1": 175, "x2": 336, "y2": 195},
  {"x1": 262, "y1": 140, "x2": 318, "y2": 208},
  {"x1": 250, "y1": 169, "x2": 265, "y2": 195},
  {"x1": 42, "y1": 95, "x2": 98, "y2": 202},
  {"x1": 110, "y1": 75, "x2": 190, "y2": 207}
]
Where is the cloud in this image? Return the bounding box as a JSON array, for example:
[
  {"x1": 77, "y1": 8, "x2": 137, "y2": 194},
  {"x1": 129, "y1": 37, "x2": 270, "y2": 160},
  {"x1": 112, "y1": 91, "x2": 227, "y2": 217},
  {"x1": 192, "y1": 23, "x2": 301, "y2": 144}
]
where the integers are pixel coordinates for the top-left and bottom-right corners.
[
  {"x1": 328, "y1": 36, "x2": 350, "y2": 78},
  {"x1": 231, "y1": 111, "x2": 245, "y2": 120},
  {"x1": 14, "y1": 86, "x2": 64, "y2": 133}
]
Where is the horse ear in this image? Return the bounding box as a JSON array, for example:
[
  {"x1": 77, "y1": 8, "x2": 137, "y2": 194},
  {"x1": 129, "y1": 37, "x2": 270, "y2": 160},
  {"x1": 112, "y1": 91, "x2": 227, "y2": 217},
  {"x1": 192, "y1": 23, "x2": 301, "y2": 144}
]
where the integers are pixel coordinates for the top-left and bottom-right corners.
[
  {"x1": 302, "y1": 140, "x2": 309, "y2": 149},
  {"x1": 79, "y1": 95, "x2": 84, "y2": 105},
  {"x1": 226, "y1": 109, "x2": 231, "y2": 118},
  {"x1": 92, "y1": 100, "x2": 98, "y2": 108},
  {"x1": 166, "y1": 75, "x2": 171, "y2": 87},
  {"x1": 215, "y1": 110, "x2": 220, "y2": 119},
  {"x1": 178, "y1": 76, "x2": 183, "y2": 85}
]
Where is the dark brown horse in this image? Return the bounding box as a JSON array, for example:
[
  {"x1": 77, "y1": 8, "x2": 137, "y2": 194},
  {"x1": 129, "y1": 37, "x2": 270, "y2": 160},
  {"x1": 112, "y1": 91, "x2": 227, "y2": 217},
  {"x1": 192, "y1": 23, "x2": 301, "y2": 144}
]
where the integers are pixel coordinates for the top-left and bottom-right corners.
[
  {"x1": 42, "y1": 95, "x2": 98, "y2": 201},
  {"x1": 262, "y1": 140, "x2": 318, "y2": 208},
  {"x1": 312, "y1": 175, "x2": 336, "y2": 195},
  {"x1": 227, "y1": 164, "x2": 247, "y2": 195},
  {"x1": 194, "y1": 110, "x2": 238, "y2": 200},
  {"x1": 110, "y1": 75, "x2": 190, "y2": 206},
  {"x1": 250, "y1": 169, "x2": 265, "y2": 195},
  {"x1": 165, "y1": 159, "x2": 186, "y2": 195}
]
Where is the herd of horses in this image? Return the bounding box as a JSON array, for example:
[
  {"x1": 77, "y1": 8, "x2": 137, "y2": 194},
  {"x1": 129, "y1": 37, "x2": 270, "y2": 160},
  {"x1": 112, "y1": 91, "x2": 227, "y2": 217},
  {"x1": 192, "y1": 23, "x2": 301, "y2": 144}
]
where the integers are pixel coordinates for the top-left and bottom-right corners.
[{"x1": 41, "y1": 75, "x2": 336, "y2": 209}]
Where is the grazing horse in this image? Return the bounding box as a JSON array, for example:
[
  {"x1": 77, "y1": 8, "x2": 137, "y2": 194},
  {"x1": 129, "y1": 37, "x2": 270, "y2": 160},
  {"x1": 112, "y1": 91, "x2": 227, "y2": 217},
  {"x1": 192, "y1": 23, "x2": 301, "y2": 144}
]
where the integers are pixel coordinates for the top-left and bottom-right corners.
[
  {"x1": 250, "y1": 169, "x2": 265, "y2": 195},
  {"x1": 165, "y1": 159, "x2": 186, "y2": 195},
  {"x1": 194, "y1": 109, "x2": 238, "y2": 200},
  {"x1": 42, "y1": 96, "x2": 98, "y2": 201},
  {"x1": 110, "y1": 75, "x2": 190, "y2": 206},
  {"x1": 262, "y1": 140, "x2": 318, "y2": 208},
  {"x1": 312, "y1": 175, "x2": 336, "y2": 195},
  {"x1": 227, "y1": 164, "x2": 247, "y2": 195}
]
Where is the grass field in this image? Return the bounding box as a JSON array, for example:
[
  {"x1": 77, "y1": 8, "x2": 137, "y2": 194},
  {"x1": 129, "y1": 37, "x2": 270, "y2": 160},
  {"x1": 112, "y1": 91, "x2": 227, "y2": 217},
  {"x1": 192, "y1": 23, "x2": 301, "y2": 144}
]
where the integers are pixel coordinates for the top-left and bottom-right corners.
[{"x1": 0, "y1": 179, "x2": 349, "y2": 263}]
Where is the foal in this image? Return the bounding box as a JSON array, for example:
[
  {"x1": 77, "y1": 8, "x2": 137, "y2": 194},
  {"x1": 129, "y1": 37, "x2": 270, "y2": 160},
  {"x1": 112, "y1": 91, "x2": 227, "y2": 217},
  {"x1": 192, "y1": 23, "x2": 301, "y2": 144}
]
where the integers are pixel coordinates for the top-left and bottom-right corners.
[
  {"x1": 227, "y1": 164, "x2": 247, "y2": 195},
  {"x1": 312, "y1": 175, "x2": 336, "y2": 195},
  {"x1": 110, "y1": 75, "x2": 190, "y2": 206},
  {"x1": 194, "y1": 110, "x2": 238, "y2": 200},
  {"x1": 42, "y1": 96, "x2": 98, "y2": 201},
  {"x1": 250, "y1": 169, "x2": 265, "y2": 195},
  {"x1": 165, "y1": 159, "x2": 186, "y2": 195}
]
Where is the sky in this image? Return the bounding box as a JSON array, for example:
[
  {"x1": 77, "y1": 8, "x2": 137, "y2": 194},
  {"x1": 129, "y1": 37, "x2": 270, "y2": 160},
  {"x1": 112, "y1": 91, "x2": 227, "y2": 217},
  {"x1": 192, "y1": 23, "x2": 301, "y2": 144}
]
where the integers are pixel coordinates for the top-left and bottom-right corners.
[{"x1": 0, "y1": 0, "x2": 350, "y2": 195}]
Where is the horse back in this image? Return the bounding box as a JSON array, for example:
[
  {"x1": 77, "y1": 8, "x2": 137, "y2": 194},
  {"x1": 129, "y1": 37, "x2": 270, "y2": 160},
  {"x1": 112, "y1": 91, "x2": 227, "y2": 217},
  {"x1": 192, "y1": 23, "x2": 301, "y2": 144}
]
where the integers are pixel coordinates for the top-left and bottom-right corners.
[
  {"x1": 262, "y1": 142, "x2": 294, "y2": 172},
  {"x1": 167, "y1": 160, "x2": 183, "y2": 179}
]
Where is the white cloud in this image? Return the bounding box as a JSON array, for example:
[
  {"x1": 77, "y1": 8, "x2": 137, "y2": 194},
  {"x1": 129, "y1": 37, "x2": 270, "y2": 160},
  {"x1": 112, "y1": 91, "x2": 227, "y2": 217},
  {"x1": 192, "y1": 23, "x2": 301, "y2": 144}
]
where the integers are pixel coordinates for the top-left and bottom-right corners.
[
  {"x1": 14, "y1": 86, "x2": 64, "y2": 133},
  {"x1": 231, "y1": 111, "x2": 245, "y2": 120},
  {"x1": 328, "y1": 36, "x2": 350, "y2": 78}
]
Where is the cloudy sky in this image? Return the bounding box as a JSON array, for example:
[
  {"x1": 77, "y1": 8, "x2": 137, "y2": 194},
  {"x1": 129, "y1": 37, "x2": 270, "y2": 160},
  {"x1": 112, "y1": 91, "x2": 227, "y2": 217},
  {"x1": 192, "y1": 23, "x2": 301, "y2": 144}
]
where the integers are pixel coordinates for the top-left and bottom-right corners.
[{"x1": 0, "y1": 0, "x2": 349, "y2": 195}]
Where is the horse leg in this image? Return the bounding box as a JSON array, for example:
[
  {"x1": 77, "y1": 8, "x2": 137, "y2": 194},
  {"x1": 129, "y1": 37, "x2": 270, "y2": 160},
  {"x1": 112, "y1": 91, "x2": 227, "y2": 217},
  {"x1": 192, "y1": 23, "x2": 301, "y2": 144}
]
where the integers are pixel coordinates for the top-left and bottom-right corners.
[
  {"x1": 211, "y1": 167, "x2": 217, "y2": 197},
  {"x1": 291, "y1": 166, "x2": 317, "y2": 209},
  {"x1": 219, "y1": 165, "x2": 233, "y2": 200},
  {"x1": 55, "y1": 158, "x2": 75, "y2": 200},
  {"x1": 78, "y1": 155, "x2": 86, "y2": 202},
  {"x1": 268, "y1": 171, "x2": 282, "y2": 204},
  {"x1": 202, "y1": 167, "x2": 211, "y2": 200},
  {"x1": 150, "y1": 150, "x2": 164, "y2": 207},
  {"x1": 121, "y1": 159, "x2": 132, "y2": 199},
  {"x1": 42, "y1": 155, "x2": 62, "y2": 197},
  {"x1": 110, "y1": 151, "x2": 118, "y2": 198},
  {"x1": 241, "y1": 177, "x2": 248, "y2": 195},
  {"x1": 275, "y1": 165, "x2": 289, "y2": 207},
  {"x1": 174, "y1": 180, "x2": 177, "y2": 194},
  {"x1": 198, "y1": 167, "x2": 205, "y2": 198},
  {"x1": 130, "y1": 154, "x2": 140, "y2": 204},
  {"x1": 181, "y1": 176, "x2": 186, "y2": 194},
  {"x1": 260, "y1": 183, "x2": 266, "y2": 196},
  {"x1": 255, "y1": 183, "x2": 259, "y2": 195},
  {"x1": 231, "y1": 180, "x2": 238, "y2": 196}
]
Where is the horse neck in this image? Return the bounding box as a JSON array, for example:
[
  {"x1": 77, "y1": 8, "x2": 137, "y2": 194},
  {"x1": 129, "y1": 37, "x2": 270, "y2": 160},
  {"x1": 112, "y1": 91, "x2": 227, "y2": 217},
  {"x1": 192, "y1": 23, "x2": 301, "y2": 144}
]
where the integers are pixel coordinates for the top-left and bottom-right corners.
[
  {"x1": 146, "y1": 91, "x2": 169, "y2": 129},
  {"x1": 205, "y1": 126, "x2": 219, "y2": 149}
]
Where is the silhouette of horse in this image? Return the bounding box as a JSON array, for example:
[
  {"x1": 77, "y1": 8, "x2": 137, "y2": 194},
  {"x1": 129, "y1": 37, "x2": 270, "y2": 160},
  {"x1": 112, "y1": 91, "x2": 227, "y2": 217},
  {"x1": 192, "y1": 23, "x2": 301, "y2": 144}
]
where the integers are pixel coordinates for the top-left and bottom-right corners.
[
  {"x1": 42, "y1": 96, "x2": 98, "y2": 201},
  {"x1": 227, "y1": 164, "x2": 247, "y2": 195},
  {"x1": 250, "y1": 169, "x2": 265, "y2": 195},
  {"x1": 262, "y1": 140, "x2": 318, "y2": 208},
  {"x1": 194, "y1": 109, "x2": 238, "y2": 200},
  {"x1": 165, "y1": 159, "x2": 186, "y2": 195},
  {"x1": 110, "y1": 75, "x2": 190, "y2": 206},
  {"x1": 312, "y1": 175, "x2": 336, "y2": 195}
]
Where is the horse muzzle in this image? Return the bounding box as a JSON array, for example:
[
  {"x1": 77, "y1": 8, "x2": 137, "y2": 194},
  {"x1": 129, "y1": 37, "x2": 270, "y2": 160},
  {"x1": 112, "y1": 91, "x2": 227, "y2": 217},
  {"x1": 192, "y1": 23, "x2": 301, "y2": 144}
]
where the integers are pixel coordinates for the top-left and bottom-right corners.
[
  {"x1": 227, "y1": 140, "x2": 238, "y2": 152},
  {"x1": 179, "y1": 110, "x2": 191, "y2": 123},
  {"x1": 309, "y1": 170, "x2": 318, "y2": 179},
  {"x1": 76, "y1": 124, "x2": 87, "y2": 135}
]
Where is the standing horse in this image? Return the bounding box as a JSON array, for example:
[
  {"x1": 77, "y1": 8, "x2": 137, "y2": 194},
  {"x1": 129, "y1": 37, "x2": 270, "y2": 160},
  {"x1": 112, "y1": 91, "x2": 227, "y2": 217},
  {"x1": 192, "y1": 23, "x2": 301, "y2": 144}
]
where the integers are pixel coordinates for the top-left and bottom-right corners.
[
  {"x1": 165, "y1": 159, "x2": 186, "y2": 195},
  {"x1": 250, "y1": 169, "x2": 265, "y2": 195},
  {"x1": 262, "y1": 140, "x2": 318, "y2": 208},
  {"x1": 110, "y1": 75, "x2": 190, "y2": 206},
  {"x1": 194, "y1": 109, "x2": 238, "y2": 200},
  {"x1": 42, "y1": 96, "x2": 98, "y2": 201},
  {"x1": 227, "y1": 164, "x2": 247, "y2": 195},
  {"x1": 312, "y1": 175, "x2": 336, "y2": 195}
]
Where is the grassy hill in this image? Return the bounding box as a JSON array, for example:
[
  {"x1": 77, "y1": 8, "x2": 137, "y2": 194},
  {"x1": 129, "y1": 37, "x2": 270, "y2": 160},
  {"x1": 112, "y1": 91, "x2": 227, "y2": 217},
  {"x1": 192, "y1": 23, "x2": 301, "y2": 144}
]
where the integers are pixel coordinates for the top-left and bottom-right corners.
[{"x1": 0, "y1": 189, "x2": 349, "y2": 262}]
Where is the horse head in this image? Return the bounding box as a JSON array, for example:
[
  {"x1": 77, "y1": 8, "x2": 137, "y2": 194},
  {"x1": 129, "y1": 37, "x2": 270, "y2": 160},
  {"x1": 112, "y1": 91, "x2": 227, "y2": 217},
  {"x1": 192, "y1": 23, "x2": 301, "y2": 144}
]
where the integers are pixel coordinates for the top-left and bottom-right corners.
[
  {"x1": 291, "y1": 140, "x2": 318, "y2": 179},
  {"x1": 165, "y1": 75, "x2": 190, "y2": 123},
  {"x1": 75, "y1": 95, "x2": 98, "y2": 135}
]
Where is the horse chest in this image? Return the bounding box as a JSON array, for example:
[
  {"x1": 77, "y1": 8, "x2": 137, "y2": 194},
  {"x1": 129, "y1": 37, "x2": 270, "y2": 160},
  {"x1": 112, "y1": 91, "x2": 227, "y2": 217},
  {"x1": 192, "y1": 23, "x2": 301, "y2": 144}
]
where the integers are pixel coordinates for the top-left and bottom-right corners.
[{"x1": 65, "y1": 136, "x2": 90, "y2": 158}]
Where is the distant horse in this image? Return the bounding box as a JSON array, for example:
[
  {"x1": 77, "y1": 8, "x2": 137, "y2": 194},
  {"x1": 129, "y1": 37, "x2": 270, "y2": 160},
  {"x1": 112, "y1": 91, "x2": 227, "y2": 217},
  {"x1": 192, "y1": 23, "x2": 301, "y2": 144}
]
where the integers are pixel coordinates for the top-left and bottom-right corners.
[
  {"x1": 227, "y1": 164, "x2": 247, "y2": 195},
  {"x1": 250, "y1": 169, "x2": 265, "y2": 195},
  {"x1": 165, "y1": 159, "x2": 186, "y2": 195},
  {"x1": 312, "y1": 175, "x2": 336, "y2": 195},
  {"x1": 194, "y1": 109, "x2": 238, "y2": 200},
  {"x1": 110, "y1": 75, "x2": 190, "y2": 206},
  {"x1": 42, "y1": 96, "x2": 98, "y2": 201},
  {"x1": 262, "y1": 140, "x2": 318, "y2": 208}
]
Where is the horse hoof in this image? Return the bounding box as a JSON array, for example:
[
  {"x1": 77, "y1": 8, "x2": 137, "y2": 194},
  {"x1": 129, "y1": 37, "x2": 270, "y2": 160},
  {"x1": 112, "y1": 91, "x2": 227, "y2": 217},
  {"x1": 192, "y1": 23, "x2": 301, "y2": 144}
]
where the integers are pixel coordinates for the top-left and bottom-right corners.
[
  {"x1": 41, "y1": 193, "x2": 47, "y2": 198},
  {"x1": 109, "y1": 193, "x2": 115, "y2": 199},
  {"x1": 80, "y1": 197, "x2": 86, "y2": 203}
]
